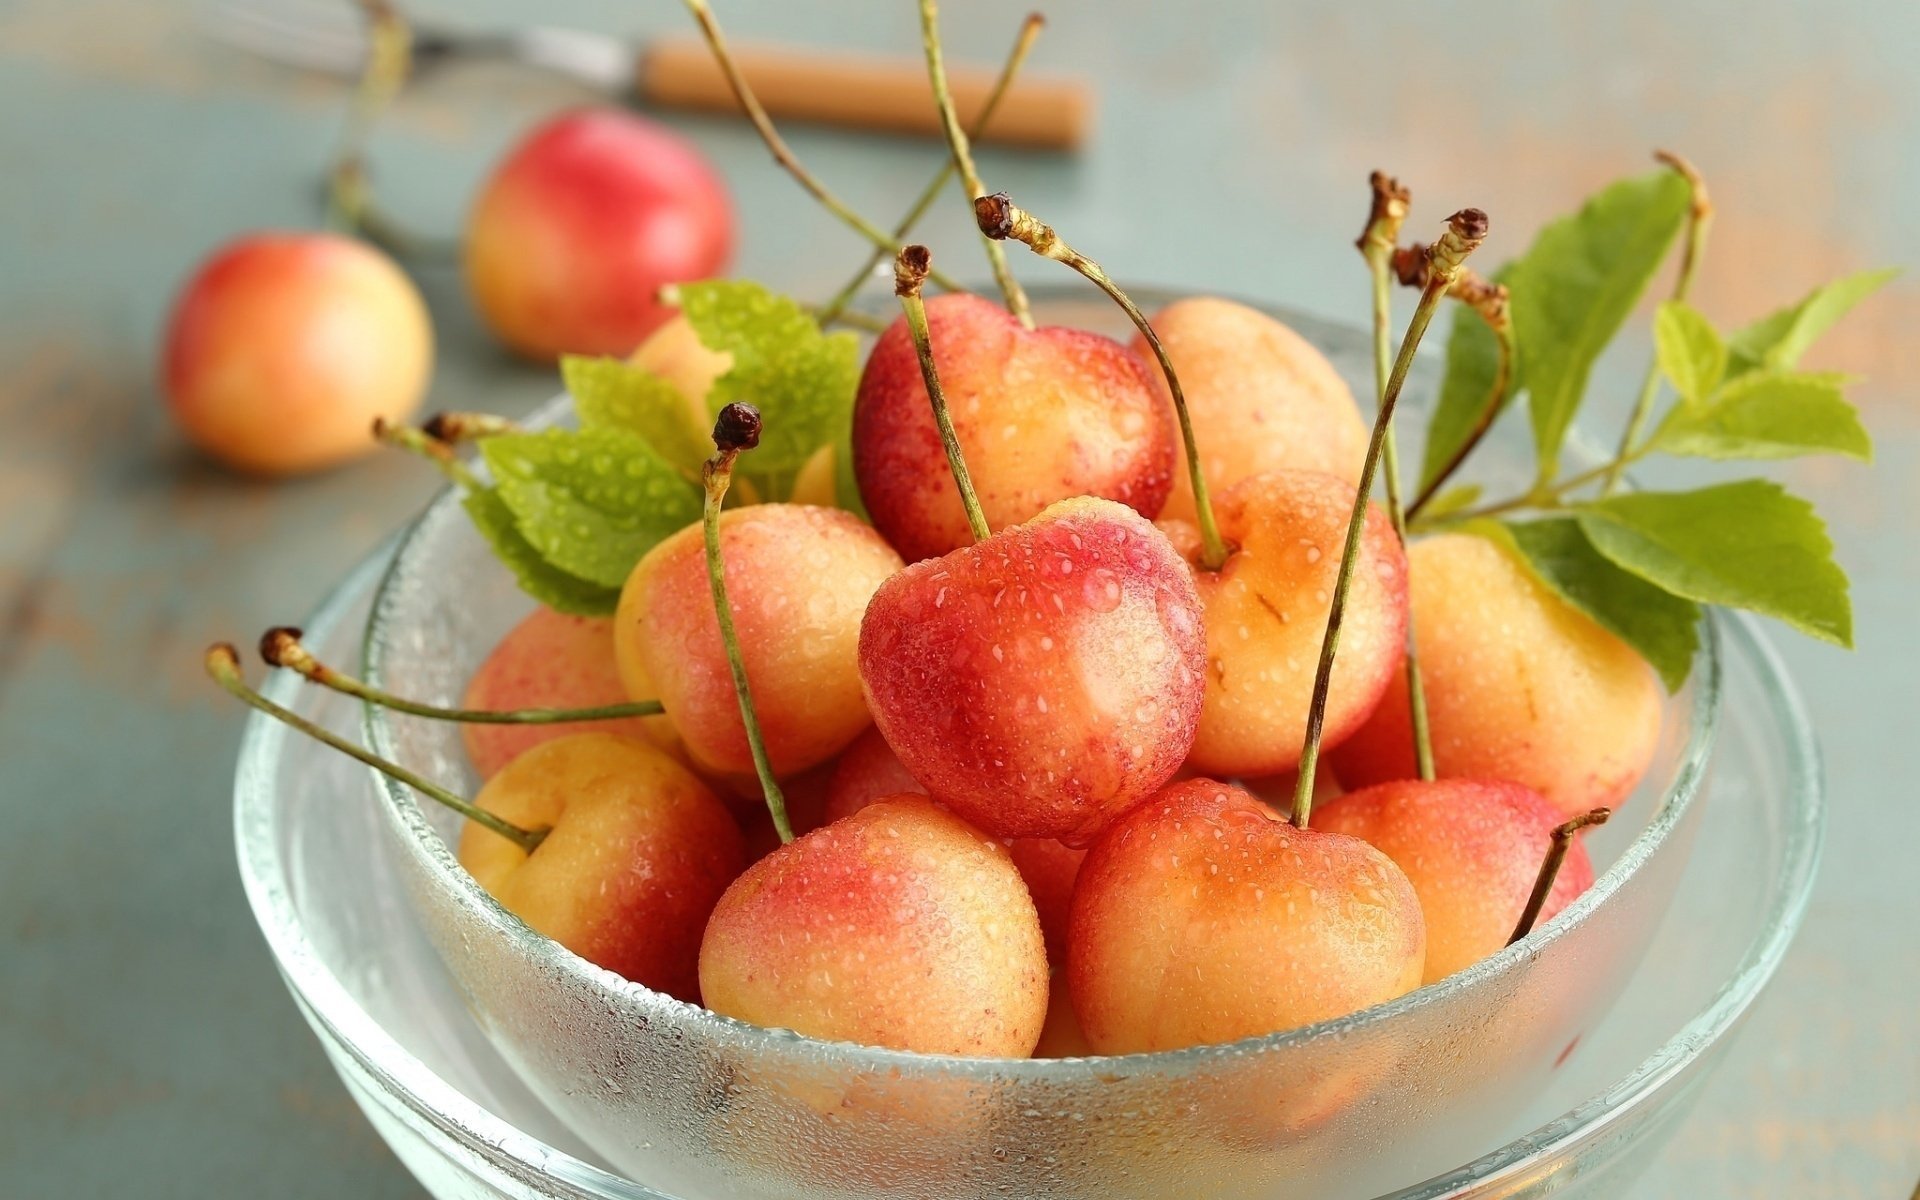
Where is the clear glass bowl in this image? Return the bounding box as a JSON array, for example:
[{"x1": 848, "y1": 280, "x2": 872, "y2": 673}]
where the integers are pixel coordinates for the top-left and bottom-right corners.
[{"x1": 235, "y1": 293, "x2": 1822, "y2": 1199}]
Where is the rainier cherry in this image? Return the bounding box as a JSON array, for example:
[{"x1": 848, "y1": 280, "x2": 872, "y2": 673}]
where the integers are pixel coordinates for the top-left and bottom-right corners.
[
  {"x1": 614, "y1": 503, "x2": 903, "y2": 784},
  {"x1": 163, "y1": 232, "x2": 431, "y2": 475},
  {"x1": 205, "y1": 650, "x2": 740, "y2": 1000},
  {"x1": 699, "y1": 797, "x2": 1048, "y2": 1055},
  {"x1": 1314, "y1": 779, "x2": 1597, "y2": 982},
  {"x1": 976, "y1": 192, "x2": 1406, "y2": 779},
  {"x1": 458, "y1": 733, "x2": 743, "y2": 1000},
  {"x1": 466, "y1": 108, "x2": 733, "y2": 360},
  {"x1": 858, "y1": 247, "x2": 1205, "y2": 846},
  {"x1": 1068, "y1": 779, "x2": 1425, "y2": 1052},
  {"x1": 1133, "y1": 296, "x2": 1367, "y2": 522},
  {"x1": 823, "y1": 726, "x2": 1087, "y2": 965},
  {"x1": 1331, "y1": 532, "x2": 1662, "y2": 818},
  {"x1": 1162, "y1": 471, "x2": 1407, "y2": 778},
  {"x1": 852, "y1": 292, "x2": 1176, "y2": 562},
  {"x1": 458, "y1": 609, "x2": 655, "y2": 778},
  {"x1": 859, "y1": 495, "x2": 1205, "y2": 845}
]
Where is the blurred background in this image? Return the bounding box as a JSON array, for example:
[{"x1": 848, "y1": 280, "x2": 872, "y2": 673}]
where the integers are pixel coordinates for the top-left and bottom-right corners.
[{"x1": 1, "y1": 0, "x2": 1913, "y2": 1195}]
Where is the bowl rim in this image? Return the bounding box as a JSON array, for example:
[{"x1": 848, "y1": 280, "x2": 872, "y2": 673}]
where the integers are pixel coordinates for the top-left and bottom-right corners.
[
  {"x1": 358, "y1": 292, "x2": 1723, "y2": 1080},
  {"x1": 238, "y1": 542, "x2": 1821, "y2": 1199}
]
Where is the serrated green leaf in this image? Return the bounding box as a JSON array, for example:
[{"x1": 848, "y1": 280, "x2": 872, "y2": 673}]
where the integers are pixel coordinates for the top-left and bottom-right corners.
[
  {"x1": 1652, "y1": 301, "x2": 1726, "y2": 404},
  {"x1": 1414, "y1": 483, "x2": 1485, "y2": 524},
  {"x1": 562, "y1": 355, "x2": 710, "y2": 477},
  {"x1": 1489, "y1": 517, "x2": 1700, "y2": 691},
  {"x1": 676, "y1": 281, "x2": 861, "y2": 495},
  {"x1": 1652, "y1": 371, "x2": 1872, "y2": 462},
  {"x1": 1511, "y1": 169, "x2": 1692, "y2": 471},
  {"x1": 1419, "y1": 272, "x2": 1516, "y2": 493},
  {"x1": 480, "y1": 429, "x2": 702, "y2": 589},
  {"x1": 460, "y1": 487, "x2": 618, "y2": 616},
  {"x1": 1576, "y1": 481, "x2": 1851, "y2": 646},
  {"x1": 1727, "y1": 267, "x2": 1899, "y2": 376}
]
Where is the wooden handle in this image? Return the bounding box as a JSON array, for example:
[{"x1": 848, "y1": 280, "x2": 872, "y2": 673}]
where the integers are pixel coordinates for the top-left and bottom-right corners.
[{"x1": 637, "y1": 35, "x2": 1092, "y2": 152}]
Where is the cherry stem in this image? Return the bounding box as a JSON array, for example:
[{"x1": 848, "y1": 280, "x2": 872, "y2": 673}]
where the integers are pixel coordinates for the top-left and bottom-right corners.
[
  {"x1": 205, "y1": 644, "x2": 549, "y2": 854},
  {"x1": 975, "y1": 192, "x2": 1230, "y2": 570},
  {"x1": 1386, "y1": 241, "x2": 1514, "y2": 523},
  {"x1": 258, "y1": 626, "x2": 664, "y2": 725},
  {"x1": 701, "y1": 404, "x2": 793, "y2": 844},
  {"x1": 815, "y1": 14, "x2": 1045, "y2": 326},
  {"x1": 895, "y1": 246, "x2": 991, "y2": 542},
  {"x1": 1357, "y1": 172, "x2": 1435, "y2": 783},
  {"x1": 918, "y1": 0, "x2": 1033, "y2": 328},
  {"x1": 422, "y1": 411, "x2": 518, "y2": 444},
  {"x1": 680, "y1": 0, "x2": 960, "y2": 295},
  {"x1": 323, "y1": 2, "x2": 453, "y2": 259},
  {"x1": 813, "y1": 305, "x2": 888, "y2": 335},
  {"x1": 372, "y1": 417, "x2": 480, "y2": 490},
  {"x1": 1508, "y1": 807, "x2": 1612, "y2": 945},
  {"x1": 1602, "y1": 149, "x2": 1713, "y2": 498},
  {"x1": 1293, "y1": 209, "x2": 1489, "y2": 828}
]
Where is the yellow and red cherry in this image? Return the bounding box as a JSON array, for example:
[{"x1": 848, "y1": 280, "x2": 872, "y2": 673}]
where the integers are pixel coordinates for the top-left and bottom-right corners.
[
  {"x1": 458, "y1": 733, "x2": 744, "y2": 1000},
  {"x1": 699, "y1": 797, "x2": 1048, "y2": 1056},
  {"x1": 852, "y1": 292, "x2": 1176, "y2": 562},
  {"x1": 859, "y1": 495, "x2": 1206, "y2": 846},
  {"x1": 162, "y1": 231, "x2": 430, "y2": 475},
  {"x1": 459, "y1": 609, "x2": 653, "y2": 778},
  {"x1": 614, "y1": 503, "x2": 903, "y2": 783},
  {"x1": 1133, "y1": 296, "x2": 1367, "y2": 522},
  {"x1": 1161, "y1": 469, "x2": 1408, "y2": 779},
  {"x1": 465, "y1": 107, "x2": 733, "y2": 360},
  {"x1": 1314, "y1": 778, "x2": 1597, "y2": 982},
  {"x1": 1068, "y1": 779, "x2": 1425, "y2": 1053},
  {"x1": 1331, "y1": 532, "x2": 1662, "y2": 818}
]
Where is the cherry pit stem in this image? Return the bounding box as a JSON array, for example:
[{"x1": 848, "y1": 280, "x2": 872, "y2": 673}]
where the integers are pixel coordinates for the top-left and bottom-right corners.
[
  {"x1": 1293, "y1": 208, "x2": 1489, "y2": 828},
  {"x1": 1357, "y1": 172, "x2": 1436, "y2": 783},
  {"x1": 702, "y1": 403, "x2": 793, "y2": 844},
  {"x1": 205, "y1": 644, "x2": 549, "y2": 854},
  {"x1": 680, "y1": 0, "x2": 960, "y2": 295},
  {"x1": 258, "y1": 626, "x2": 664, "y2": 725},
  {"x1": 1508, "y1": 807, "x2": 1612, "y2": 944},
  {"x1": 896, "y1": 246, "x2": 991, "y2": 542},
  {"x1": 816, "y1": 14, "x2": 1045, "y2": 326},
  {"x1": 1603, "y1": 149, "x2": 1713, "y2": 498},
  {"x1": 975, "y1": 192, "x2": 1230, "y2": 570},
  {"x1": 918, "y1": 0, "x2": 1033, "y2": 328}
]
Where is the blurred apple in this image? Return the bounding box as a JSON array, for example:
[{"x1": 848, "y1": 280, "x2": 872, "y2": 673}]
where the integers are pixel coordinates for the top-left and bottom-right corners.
[
  {"x1": 466, "y1": 107, "x2": 734, "y2": 360},
  {"x1": 162, "y1": 231, "x2": 431, "y2": 475}
]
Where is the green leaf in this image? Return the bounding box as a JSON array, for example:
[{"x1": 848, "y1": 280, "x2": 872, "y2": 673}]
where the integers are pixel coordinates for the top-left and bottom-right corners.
[
  {"x1": 562, "y1": 355, "x2": 709, "y2": 477},
  {"x1": 1652, "y1": 371, "x2": 1872, "y2": 462},
  {"x1": 460, "y1": 487, "x2": 618, "y2": 616},
  {"x1": 676, "y1": 280, "x2": 862, "y2": 495},
  {"x1": 1652, "y1": 301, "x2": 1726, "y2": 404},
  {"x1": 1510, "y1": 169, "x2": 1692, "y2": 471},
  {"x1": 1576, "y1": 481, "x2": 1851, "y2": 646},
  {"x1": 480, "y1": 429, "x2": 703, "y2": 589},
  {"x1": 1493, "y1": 517, "x2": 1700, "y2": 691},
  {"x1": 1727, "y1": 267, "x2": 1899, "y2": 376},
  {"x1": 1419, "y1": 274, "x2": 1515, "y2": 493}
]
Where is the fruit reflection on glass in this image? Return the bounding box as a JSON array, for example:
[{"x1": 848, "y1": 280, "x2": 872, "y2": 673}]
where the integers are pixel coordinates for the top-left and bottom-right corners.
[{"x1": 210, "y1": 0, "x2": 1882, "y2": 1124}]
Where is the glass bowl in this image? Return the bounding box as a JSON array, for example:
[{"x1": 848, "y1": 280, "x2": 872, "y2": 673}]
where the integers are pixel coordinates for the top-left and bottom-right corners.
[{"x1": 235, "y1": 294, "x2": 1822, "y2": 1199}]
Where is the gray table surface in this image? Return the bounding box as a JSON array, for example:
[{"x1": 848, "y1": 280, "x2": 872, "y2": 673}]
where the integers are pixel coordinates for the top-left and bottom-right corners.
[{"x1": 2, "y1": 1, "x2": 1915, "y2": 1195}]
